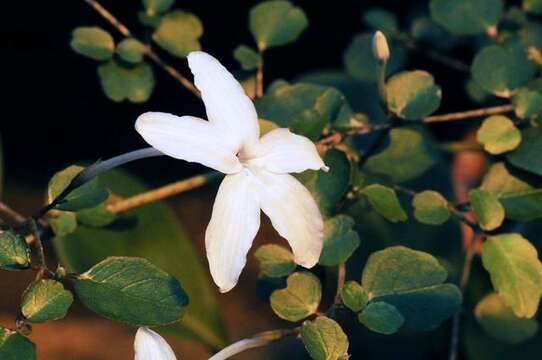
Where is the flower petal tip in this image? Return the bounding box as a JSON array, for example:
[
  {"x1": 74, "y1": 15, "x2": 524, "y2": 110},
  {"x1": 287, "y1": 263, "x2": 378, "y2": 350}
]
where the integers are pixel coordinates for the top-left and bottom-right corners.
[{"x1": 321, "y1": 165, "x2": 330, "y2": 172}]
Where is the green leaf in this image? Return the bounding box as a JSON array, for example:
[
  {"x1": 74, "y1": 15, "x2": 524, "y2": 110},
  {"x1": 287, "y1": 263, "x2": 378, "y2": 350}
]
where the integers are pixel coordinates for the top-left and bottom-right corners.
[
  {"x1": 430, "y1": 0, "x2": 503, "y2": 35},
  {"x1": 475, "y1": 292, "x2": 538, "y2": 344},
  {"x1": 340, "y1": 280, "x2": 368, "y2": 312},
  {"x1": 481, "y1": 233, "x2": 542, "y2": 318},
  {"x1": 152, "y1": 10, "x2": 202, "y2": 58},
  {"x1": 255, "y1": 244, "x2": 296, "y2": 278},
  {"x1": 362, "y1": 8, "x2": 398, "y2": 33},
  {"x1": 363, "y1": 127, "x2": 438, "y2": 183},
  {"x1": 76, "y1": 202, "x2": 116, "y2": 227},
  {"x1": 258, "y1": 118, "x2": 279, "y2": 136},
  {"x1": 233, "y1": 45, "x2": 261, "y2": 71},
  {"x1": 0, "y1": 230, "x2": 31, "y2": 271},
  {"x1": 70, "y1": 27, "x2": 114, "y2": 61},
  {"x1": 358, "y1": 301, "x2": 404, "y2": 335},
  {"x1": 319, "y1": 215, "x2": 360, "y2": 266},
  {"x1": 138, "y1": 11, "x2": 162, "y2": 28},
  {"x1": 472, "y1": 40, "x2": 537, "y2": 98},
  {"x1": 0, "y1": 327, "x2": 36, "y2": 360},
  {"x1": 362, "y1": 246, "x2": 462, "y2": 330},
  {"x1": 297, "y1": 149, "x2": 350, "y2": 216},
  {"x1": 480, "y1": 162, "x2": 542, "y2": 221},
  {"x1": 477, "y1": 115, "x2": 522, "y2": 154},
  {"x1": 386, "y1": 71, "x2": 441, "y2": 120},
  {"x1": 300, "y1": 316, "x2": 349, "y2": 360},
  {"x1": 49, "y1": 211, "x2": 77, "y2": 237},
  {"x1": 412, "y1": 191, "x2": 451, "y2": 225},
  {"x1": 362, "y1": 184, "x2": 407, "y2": 223},
  {"x1": 249, "y1": 0, "x2": 308, "y2": 50},
  {"x1": 507, "y1": 126, "x2": 542, "y2": 177},
  {"x1": 116, "y1": 38, "x2": 146, "y2": 64},
  {"x1": 524, "y1": 0, "x2": 542, "y2": 14},
  {"x1": 47, "y1": 165, "x2": 108, "y2": 212},
  {"x1": 98, "y1": 61, "x2": 155, "y2": 103},
  {"x1": 469, "y1": 189, "x2": 505, "y2": 231},
  {"x1": 513, "y1": 80, "x2": 542, "y2": 120},
  {"x1": 142, "y1": 0, "x2": 174, "y2": 16},
  {"x1": 53, "y1": 169, "x2": 226, "y2": 349},
  {"x1": 75, "y1": 256, "x2": 188, "y2": 326},
  {"x1": 343, "y1": 33, "x2": 405, "y2": 82},
  {"x1": 270, "y1": 272, "x2": 321, "y2": 322},
  {"x1": 20, "y1": 280, "x2": 73, "y2": 323}
]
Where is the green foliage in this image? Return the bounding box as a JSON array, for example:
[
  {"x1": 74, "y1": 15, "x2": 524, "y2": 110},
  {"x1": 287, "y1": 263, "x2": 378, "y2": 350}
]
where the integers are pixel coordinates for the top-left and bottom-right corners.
[
  {"x1": 142, "y1": 0, "x2": 174, "y2": 16},
  {"x1": 475, "y1": 292, "x2": 538, "y2": 344},
  {"x1": 270, "y1": 272, "x2": 321, "y2": 322},
  {"x1": 233, "y1": 45, "x2": 261, "y2": 70},
  {"x1": 255, "y1": 244, "x2": 296, "y2": 278},
  {"x1": 386, "y1": 71, "x2": 441, "y2": 120},
  {"x1": 340, "y1": 280, "x2": 368, "y2": 312},
  {"x1": 481, "y1": 233, "x2": 542, "y2": 318},
  {"x1": 249, "y1": 0, "x2": 308, "y2": 51},
  {"x1": 49, "y1": 211, "x2": 77, "y2": 237},
  {"x1": 477, "y1": 116, "x2": 522, "y2": 154},
  {"x1": 116, "y1": 38, "x2": 146, "y2": 64},
  {"x1": 76, "y1": 203, "x2": 116, "y2": 227},
  {"x1": 300, "y1": 316, "x2": 349, "y2": 360},
  {"x1": 507, "y1": 126, "x2": 542, "y2": 176},
  {"x1": 524, "y1": 0, "x2": 542, "y2": 14},
  {"x1": 358, "y1": 301, "x2": 405, "y2": 335},
  {"x1": 98, "y1": 61, "x2": 155, "y2": 103},
  {"x1": 430, "y1": 0, "x2": 503, "y2": 35},
  {"x1": 319, "y1": 215, "x2": 360, "y2": 266},
  {"x1": 70, "y1": 27, "x2": 115, "y2": 61},
  {"x1": 0, "y1": 327, "x2": 36, "y2": 360},
  {"x1": 362, "y1": 184, "x2": 407, "y2": 223},
  {"x1": 412, "y1": 190, "x2": 451, "y2": 225},
  {"x1": 362, "y1": 8, "x2": 398, "y2": 33},
  {"x1": 513, "y1": 81, "x2": 542, "y2": 120},
  {"x1": 0, "y1": 230, "x2": 31, "y2": 271},
  {"x1": 469, "y1": 189, "x2": 505, "y2": 231},
  {"x1": 152, "y1": 11, "x2": 203, "y2": 58},
  {"x1": 20, "y1": 280, "x2": 73, "y2": 323}
]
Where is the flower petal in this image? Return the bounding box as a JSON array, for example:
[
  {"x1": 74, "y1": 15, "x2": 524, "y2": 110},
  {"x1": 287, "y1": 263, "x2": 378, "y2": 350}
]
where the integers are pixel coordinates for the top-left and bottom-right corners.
[
  {"x1": 248, "y1": 128, "x2": 328, "y2": 173},
  {"x1": 134, "y1": 327, "x2": 177, "y2": 360},
  {"x1": 136, "y1": 112, "x2": 242, "y2": 174},
  {"x1": 206, "y1": 171, "x2": 260, "y2": 293},
  {"x1": 187, "y1": 51, "x2": 259, "y2": 151},
  {"x1": 251, "y1": 167, "x2": 324, "y2": 268}
]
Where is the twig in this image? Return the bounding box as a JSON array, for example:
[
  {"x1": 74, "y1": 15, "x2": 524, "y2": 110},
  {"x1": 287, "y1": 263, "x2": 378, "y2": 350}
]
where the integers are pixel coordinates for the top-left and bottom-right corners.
[
  {"x1": 423, "y1": 105, "x2": 514, "y2": 123},
  {"x1": 0, "y1": 202, "x2": 26, "y2": 225},
  {"x1": 28, "y1": 219, "x2": 47, "y2": 280},
  {"x1": 83, "y1": 0, "x2": 200, "y2": 97},
  {"x1": 209, "y1": 328, "x2": 298, "y2": 360},
  {"x1": 256, "y1": 52, "x2": 264, "y2": 98},
  {"x1": 334, "y1": 263, "x2": 346, "y2": 304},
  {"x1": 402, "y1": 39, "x2": 470, "y2": 73}
]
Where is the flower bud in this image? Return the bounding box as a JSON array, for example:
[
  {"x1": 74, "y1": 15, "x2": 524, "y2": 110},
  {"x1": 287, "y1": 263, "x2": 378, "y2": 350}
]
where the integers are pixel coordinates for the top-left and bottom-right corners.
[
  {"x1": 134, "y1": 327, "x2": 177, "y2": 360},
  {"x1": 372, "y1": 31, "x2": 390, "y2": 63}
]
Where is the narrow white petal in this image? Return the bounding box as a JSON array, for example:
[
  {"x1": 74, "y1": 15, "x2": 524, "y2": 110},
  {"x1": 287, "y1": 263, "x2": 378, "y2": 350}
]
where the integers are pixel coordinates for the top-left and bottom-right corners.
[
  {"x1": 206, "y1": 171, "x2": 260, "y2": 292},
  {"x1": 251, "y1": 167, "x2": 324, "y2": 268},
  {"x1": 136, "y1": 112, "x2": 242, "y2": 174},
  {"x1": 249, "y1": 128, "x2": 328, "y2": 173},
  {"x1": 187, "y1": 51, "x2": 259, "y2": 151},
  {"x1": 134, "y1": 327, "x2": 177, "y2": 360}
]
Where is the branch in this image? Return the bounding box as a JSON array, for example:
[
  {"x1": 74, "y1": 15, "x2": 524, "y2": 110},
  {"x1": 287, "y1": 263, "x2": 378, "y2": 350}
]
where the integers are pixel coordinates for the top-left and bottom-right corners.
[
  {"x1": 256, "y1": 52, "x2": 264, "y2": 98},
  {"x1": 83, "y1": 0, "x2": 200, "y2": 97},
  {"x1": 0, "y1": 202, "x2": 26, "y2": 225},
  {"x1": 334, "y1": 263, "x2": 346, "y2": 304},
  {"x1": 423, "y1": 104, "x2": 514, "y2": 123},
  {"x1": 28, "y1": 219, "x2": 47, "y2": 279}
]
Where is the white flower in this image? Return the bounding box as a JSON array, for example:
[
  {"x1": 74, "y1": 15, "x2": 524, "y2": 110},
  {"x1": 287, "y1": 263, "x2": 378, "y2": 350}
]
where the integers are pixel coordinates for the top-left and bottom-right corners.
[
  {"x1": 135, "y1": 51, "x2": 327, "y2": 292},
  {"x1": 134, "y1": 327, "x2": 177, "y2": 360}
]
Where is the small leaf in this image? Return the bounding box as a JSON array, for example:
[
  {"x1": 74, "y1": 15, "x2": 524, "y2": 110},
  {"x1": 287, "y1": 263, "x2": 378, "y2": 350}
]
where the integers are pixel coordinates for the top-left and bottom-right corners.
[
  {"x1": 20, "y1": 280, "x2": 73, "y2": 323},
  {"x1": 507, "y1": 126, "x2": 542, "y2": 176},
  {"x1": 258, "y1": 118, "x2": 279, "y2": 136},
  {"x1": 152, "y1": 11, "x2": 203, "y2": 58},
  {"x1": 98, "y1": 61, "x2": 155, "y2": 103},
  {"x1": 0, "y1": 230, "x2": 31, "y2": 271},
  {"x1": 477, "y1": 115, "x2": 522, "y2": 154},
  {"x1": 76, "y1": 202, "x2": 116, "y2": 227},
  {"x1": 70, "y1": 27, "x2": 114, "y2": 61},
  {"x1": 430, "y1": 0, "x2": 503, "y2": 35},
  {"x1": 116, "y1": 38, "x2": 146, "y2": 64},
  {"x1": 469, "y1": 189, "x2": 505, "y2": 231},
  {"x1": 300, "y1": 316, "x2": 349, "y2": 360},
  {"x1": 75, "y1": 256, "x2": 188, "y2": 326},
  {"x1": 513, "y1": 80, "x2": 542, "y2": 120},
  {"x1": 523, "y1": 0, "x2": 542, "y2": 14},
  {"x1": 362, "y1": 8, "x2": 398, "y2": 33},
  {"x1": 340, "y1": 280, "x2": 368, "y2": 312},
  {"x1": 319, "y1": 215, "x2": 360, "y2": 266},
  {"x1": 255, "y1": 244, "x2": 296, "y2": 278},
  {"x1": 358, "y1": 301, "x2": 404, "y2": 335},
  {"x1": 412, "y1": 190, "x2": 451, "y2": 225},
  {"x1": 481, "y1": 233, "x2": 542, "y2": 318},
  {"x1": 270, "y1": 272, "x2": 321, "y2": 322},
  {"x1": 138, "y1": 11, "x2": 162, "y2": 28},
  {"x1": 233, "y1": 45, "x2": 261, "y2": 71},
  {"x1": 0, "y1": 327, "x2": 36, "y2": 360},
  {"x1": 249, "y1": 0, "x2": 308, "y2": 50},
  {"x1": 362, "y1": 184, "x2": 407, "y2": 223},
  {"x1": 386, "y1": 70, "x2": 441, "y2": 120},
  {"x1": 142, "y1": 0, "x2": 174, "y2": 16},
  {"x1": 475, "y1": 292, "x2": 538, "y2": 344},
  {"x1": 49, "y1": 211, "x2": 77, "y2": 237}
]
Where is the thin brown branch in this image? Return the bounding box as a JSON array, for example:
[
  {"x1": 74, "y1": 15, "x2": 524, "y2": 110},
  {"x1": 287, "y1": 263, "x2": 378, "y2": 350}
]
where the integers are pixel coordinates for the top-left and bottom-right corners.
[
  {"x1": 402, "y1": 40, "x2": 470, "y2": 73},
  {"x1": 0, "y1": 202, "x2": 26, "y2": 225},
  {"x1": 334, "y1": 263, "x2": 346, "y2": 305},
  {"x1": 256, "y1": 53, "x2": 264, "y2": 98},
  {"x1": 28, "y1": 219, "x2": 47, "y2": 280},
  {"x1": 423, "y1": 104, "x2": 514, "y2": 123}
]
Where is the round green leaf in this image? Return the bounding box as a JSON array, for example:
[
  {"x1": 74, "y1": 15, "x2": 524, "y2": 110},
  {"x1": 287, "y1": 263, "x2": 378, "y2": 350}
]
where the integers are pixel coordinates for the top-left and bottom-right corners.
[
  {"x1": 300, "y1": 316, "x2": 349, "y2": 360},
  {"x1": 362, "y1": 8, "x2": 398, "y2": 33},
  {"x1": 469, "y1": 189, "x2": 505, "y2": 231},
  {"x1": 70, "y1": 27, "x2": 115, "y2": 61},
  {"x1": 76, "y1": 203, "x2": 116, "y2": 227},
  {"x1": 249, "y1": 0, "x2": 308, "y2": 50},
  {"x1": 21, "y1": 280, "x2": 73, "y2": 323},
  {"x1": 98, "y1": 61, "x2": 155, "y2": 103},
  {"x1": 116, "y1": 38, "x2": 146, "y2": 64},
  {"x1": 255, "y1": 244, "x2": 296, "y2": 278},
  {"x1": 270, "y1": 271, "x2": 321, "y2": 322},
  {"x1": 340, "y1": 280, "x2": 368, "y2": 312},
  {"x1": 152, "y1": 10, "x2": 203, "y2": 58},
  {"x1": 233, "y1": 45, "x2": 261, "y2": 71},
  {"x1": 412, "y1": 190, "x2": 451, "y2": 225},
  {"x1": 430, "y1": 0, "x2": 503, "y2": 35},
  {"x1": 75, "y1": 256, "x2": 188, "y2": 326},
  {"x1": 358, "y1": 301, "x2": 404, "y2": 335},
  {"x1": 362, "y1": 184, "x2": 407, "y2": 223},
  {"x1": 142, "y1": 0, "x2": 174, "y2": 16},
  {"x1": 319, "y1": 215, "x2": 360, "y2": 266},
  {"x1": 513, "y1": 81, "x2": 542, "y2": 120},
  {"x1": 477, "y1": 115, "x2": 522, "y2": 155},
  {"x1": 0, "y1": 230, "x2": 31, "y2": 271},
  {"x1": 49, "y1": 211, "x2": 77, "y2": 237},
  {"x1": 0, "y1": 327, "x2": 36, "y2": 360},
  {"x1": 507, "y1": 127, "x2": 542, "y2": 176},
  {"x1": 386, "y1": 70, "x2": 441, "y2": 120}
]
